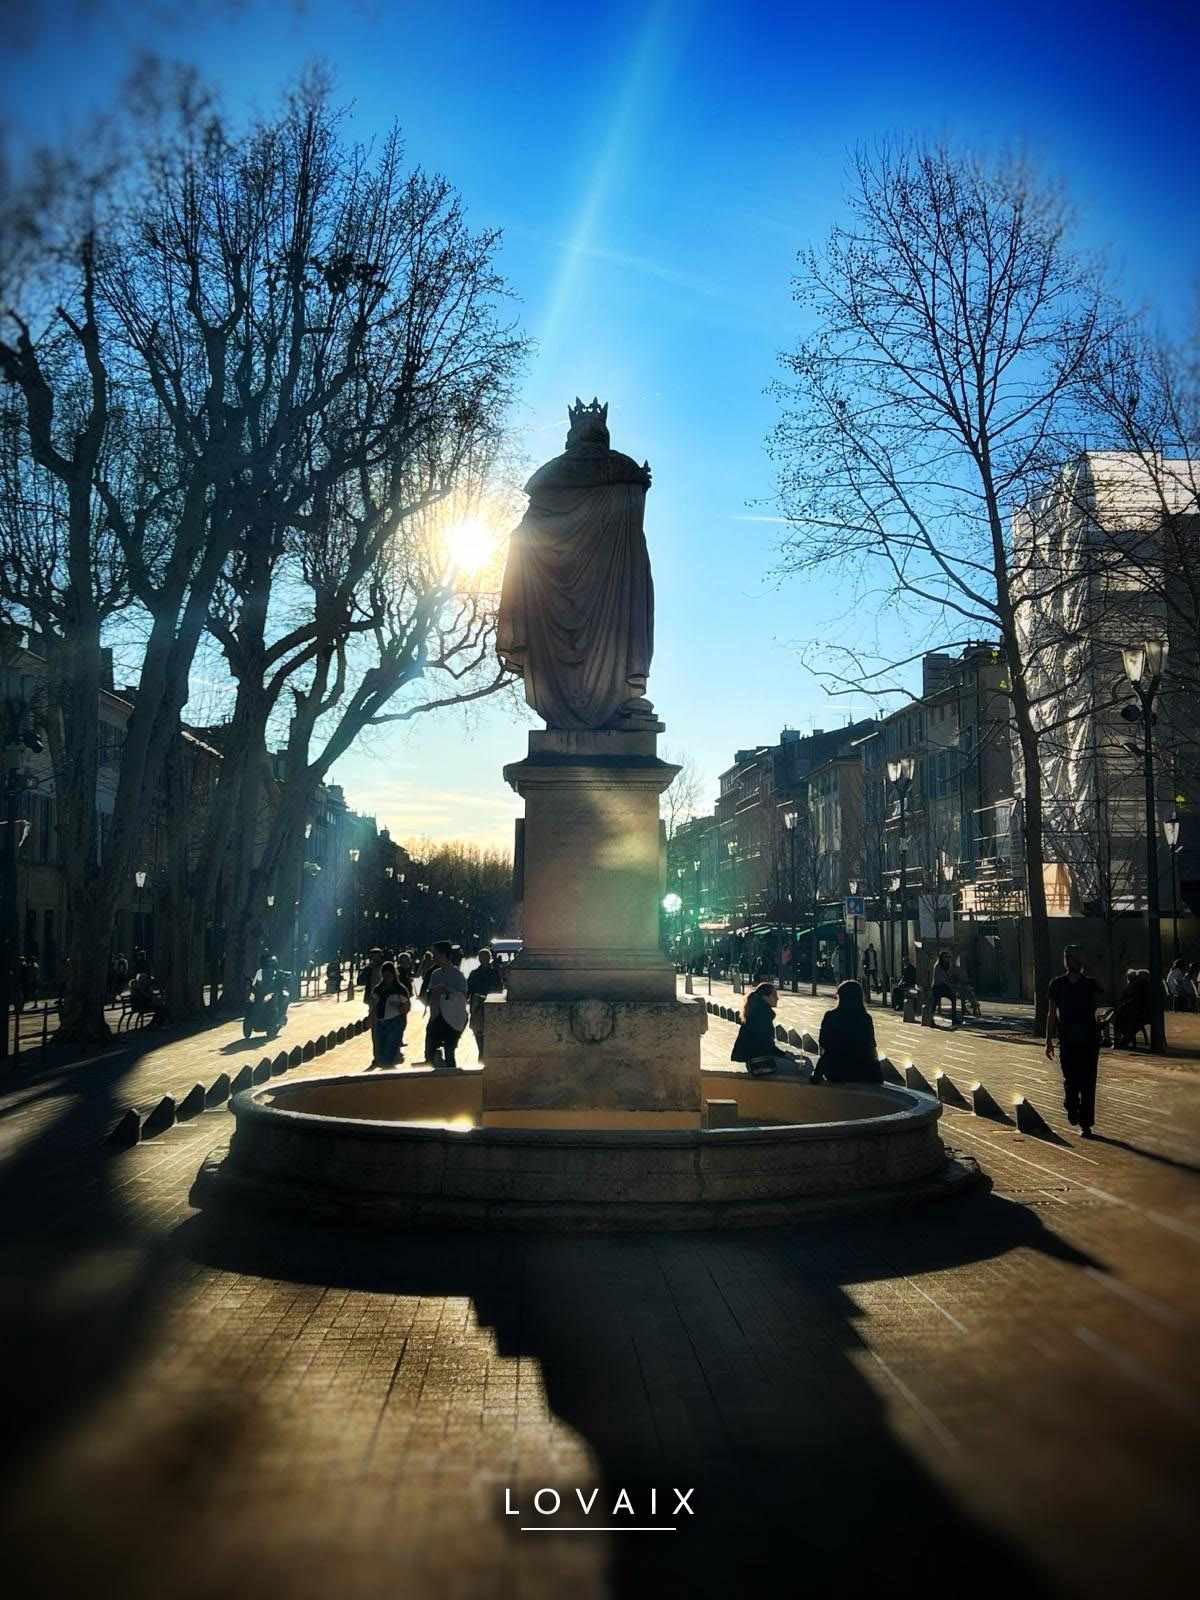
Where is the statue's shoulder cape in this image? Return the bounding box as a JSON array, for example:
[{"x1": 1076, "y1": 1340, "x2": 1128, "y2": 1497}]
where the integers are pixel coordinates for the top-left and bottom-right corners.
[{"x1": 524, "y1": 449, "x2": 650, "y2": 494}]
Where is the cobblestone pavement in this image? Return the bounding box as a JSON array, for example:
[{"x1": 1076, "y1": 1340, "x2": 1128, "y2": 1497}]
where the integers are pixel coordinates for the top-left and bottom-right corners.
[{"x1": 1, "y1": 983, "x2": 1197, "y2": 1600}]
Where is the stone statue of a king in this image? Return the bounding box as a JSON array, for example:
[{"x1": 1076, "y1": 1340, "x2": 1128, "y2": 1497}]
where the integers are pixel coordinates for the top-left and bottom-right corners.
[
  {"x1": 484, "y1": 395, "x2": 704, "y2": 1119},
  {"x1": 497, "y1": 398, "x2": 655, "y2": 729}
]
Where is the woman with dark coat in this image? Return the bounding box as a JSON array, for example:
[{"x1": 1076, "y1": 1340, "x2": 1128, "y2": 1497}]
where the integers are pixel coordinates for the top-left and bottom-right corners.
[
  {"x1": 812, "y1": 981, "x2": 883, "y2": 1084},
  {"x1": 731, "y1": 983, "x2": 785, "y2": 1076}
]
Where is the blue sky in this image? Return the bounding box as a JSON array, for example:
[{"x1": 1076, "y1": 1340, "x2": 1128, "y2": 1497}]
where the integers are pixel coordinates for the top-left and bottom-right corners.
[{"x1": 7, "y1": 0, "x2": 1198, "y2": 845}]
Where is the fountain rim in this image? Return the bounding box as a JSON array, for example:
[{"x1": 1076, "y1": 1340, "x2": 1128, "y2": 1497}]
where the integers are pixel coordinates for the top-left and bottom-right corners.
[{"x1": 232, "y1": 1070, "x2": 941, "y2": 1148}]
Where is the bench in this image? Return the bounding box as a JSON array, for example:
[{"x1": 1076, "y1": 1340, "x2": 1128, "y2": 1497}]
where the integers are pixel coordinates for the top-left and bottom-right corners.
[{"x1": 117, "y1": 990, "x2": 164, "y2": 1031}]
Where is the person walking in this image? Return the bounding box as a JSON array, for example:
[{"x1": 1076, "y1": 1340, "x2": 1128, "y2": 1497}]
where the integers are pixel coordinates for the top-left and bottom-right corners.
[
  {"x1": 367, "y1": 961, "x2": 411, "y2": 1068},
  {"x1": 861, "y1": 942, "x2": 879, "y2": 1001},
  {"x1": 396, "y1": 950, "x2": 414, "y2": 993},
  {"x1": 811, "y1": 980, "x2": 883, "y2": 1084},
  {"x1": 420, "y1": 941, "x2": 469, "y2": 1068},
  {"x1": 1045, "y1": 945, "x2": 1103, "y2": 1139},
  {"x1": 358, "y1": 946, "x2": 385, "y2": 1060},
  {"x1": 467, "y1": 947, "x2": 504, "y2": 1060}
]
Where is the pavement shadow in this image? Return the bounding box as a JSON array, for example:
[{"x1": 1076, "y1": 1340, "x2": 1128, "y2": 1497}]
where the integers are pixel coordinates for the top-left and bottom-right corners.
[
  {"x1": 1089, "y1": 1133, "x2": 1200, "y2": 1176},
  {"x1": 175, "y1": 1187, "x2": 1098, "y2": 1598},
  {"x1": 218, "y1": 1034, "x2": 276, "y2": 1055},
  {"x1": 0, "y1": 1047, "x2": 173, "y2": 1475}
]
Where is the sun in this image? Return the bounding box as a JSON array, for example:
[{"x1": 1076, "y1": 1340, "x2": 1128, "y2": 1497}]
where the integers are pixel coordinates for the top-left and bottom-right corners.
[{"x1": 444, "y1": 516, "x2": 497, "y2": 574}]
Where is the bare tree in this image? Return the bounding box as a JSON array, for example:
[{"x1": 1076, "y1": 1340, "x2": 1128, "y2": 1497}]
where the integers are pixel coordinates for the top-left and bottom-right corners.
[
  {"x1": 1075, "y1": 318, "x2": 1200, "y2": 787},
  {"x1": 770, "y1": 140, "x2": 1115, "y2": 1029},
  {"x1": 0, "y1": 74, "x2": 525, "y2": 1038},
  {"x1": 660, "y1": 748, "x2": 703, "y2": 842}
]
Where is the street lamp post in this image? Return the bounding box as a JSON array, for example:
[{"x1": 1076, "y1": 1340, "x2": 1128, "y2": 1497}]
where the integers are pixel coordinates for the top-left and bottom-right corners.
[
  {"x1": 1163, "y1": 815, "x2": 1181, "y2": 961},
  {"x1": 886, "y1": 757, "x2": 915, "y2": 964},
  {"x1": 725, "y1": 838, "x2": 738, "y2": 977},
  {"x1": 135, "y1": 869, "x2": 148, "y2": 960},
  {"x1": 1122, "y1": 642, "x2": 1168, "y2": 1053},
  {"x1": 848, "y1": 878, "x2": 859, "y2": 988},
  {"x1": 692, "y1": 858, "x2": 701, "y2": 972},
  {"x1": 348, "y1": 847, "x2": 360, "y2": 971},
  {"x1": 783, "y1": 810, "x2": 799, "y2": 993}
]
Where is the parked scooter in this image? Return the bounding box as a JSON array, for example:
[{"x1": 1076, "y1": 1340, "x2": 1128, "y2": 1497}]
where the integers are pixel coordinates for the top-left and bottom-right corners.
[{"x1": 244, "y1": 957, "x2": 291, "y2": 1038}]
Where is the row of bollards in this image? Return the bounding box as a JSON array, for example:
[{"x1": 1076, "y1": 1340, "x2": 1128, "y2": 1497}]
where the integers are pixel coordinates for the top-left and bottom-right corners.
[
  {"x1": 104, "y1": 1016, "x2": 368, "y2": 1149},
  {"x1": 704, "y1": 998, "x2": 1060, "y2": 1136}
]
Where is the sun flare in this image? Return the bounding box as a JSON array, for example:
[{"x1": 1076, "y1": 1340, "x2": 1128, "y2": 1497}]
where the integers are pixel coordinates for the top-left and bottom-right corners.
[{"x1": 444, "y1": 515, "x2": 497, "y2": 574}]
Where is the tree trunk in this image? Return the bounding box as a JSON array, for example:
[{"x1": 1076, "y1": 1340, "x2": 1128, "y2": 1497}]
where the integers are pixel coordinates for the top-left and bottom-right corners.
[
  {"x1": 159, "y1": 729, "x2": 205, "y2": 1019},
  {"x1": 58, "y1": 889, "x2": 116, "y2": 1044}
]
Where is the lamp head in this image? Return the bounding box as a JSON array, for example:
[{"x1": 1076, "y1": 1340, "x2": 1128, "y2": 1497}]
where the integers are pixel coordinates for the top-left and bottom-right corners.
[
  {"x1": 1163, "y1": 816, "x2": 1181, "y2": 849},
  {"x1": 1122, "y1": 646, "x2": 1145, "y2": 686},
  {"x1": 1144, "y1": 640, "x2": 1168, "y2": 680}
]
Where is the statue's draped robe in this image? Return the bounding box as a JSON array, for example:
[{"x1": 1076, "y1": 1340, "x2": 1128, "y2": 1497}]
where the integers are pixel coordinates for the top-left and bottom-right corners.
[{"x1": 497, "y1": 475, "x2": 654, "y2": 730}]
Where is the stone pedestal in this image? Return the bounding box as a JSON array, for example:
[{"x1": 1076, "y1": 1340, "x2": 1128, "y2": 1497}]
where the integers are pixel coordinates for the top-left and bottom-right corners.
[{"x1": 483, "y1": 723, "x2": 706, "y2": 1117}]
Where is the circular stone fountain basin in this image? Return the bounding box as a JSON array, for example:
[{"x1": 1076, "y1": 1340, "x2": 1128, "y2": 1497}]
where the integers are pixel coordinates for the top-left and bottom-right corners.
[{"x1": 191, "y1": 1068, "x2": 979, "y2": 1230}]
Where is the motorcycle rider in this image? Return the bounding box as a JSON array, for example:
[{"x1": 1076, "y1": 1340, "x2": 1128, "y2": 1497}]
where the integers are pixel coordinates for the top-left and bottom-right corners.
[{"x1": 247, "y1": 952, "x2": 289, "y2": 1037}]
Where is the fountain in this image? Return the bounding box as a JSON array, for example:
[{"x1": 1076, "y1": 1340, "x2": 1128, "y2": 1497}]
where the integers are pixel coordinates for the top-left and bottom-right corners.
[{"x1": 192, "y1": 400, "x2": 977, "y2": 1229}]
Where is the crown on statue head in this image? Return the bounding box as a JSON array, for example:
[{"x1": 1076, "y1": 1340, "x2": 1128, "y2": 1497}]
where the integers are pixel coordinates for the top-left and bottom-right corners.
[{"x1": 568, "y1": 395, "x2": 608, "y2": 425}]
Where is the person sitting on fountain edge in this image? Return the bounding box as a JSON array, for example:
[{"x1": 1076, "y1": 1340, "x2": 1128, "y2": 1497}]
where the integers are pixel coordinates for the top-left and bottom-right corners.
[
  {"x1": 812, "y1": 981, "x2": 883, "y2": 1084},
  {"x1": 731, "y1": 983, "x2": 792, "y2": 1077}
]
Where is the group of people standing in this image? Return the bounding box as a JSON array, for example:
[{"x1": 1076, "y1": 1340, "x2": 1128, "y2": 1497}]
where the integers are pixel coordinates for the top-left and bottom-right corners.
[{"x1": 358, "y1": 943, "x2": 506, "y2": 1071}]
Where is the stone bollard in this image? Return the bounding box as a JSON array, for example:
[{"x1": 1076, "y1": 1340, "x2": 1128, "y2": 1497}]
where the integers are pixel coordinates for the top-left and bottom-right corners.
[
  {"x1": 105, "y1": 1108, "x2": 142, "y2": 1149},
  {"x1": 775, "y1": 1023, "x2": 788, "y2": 1043},
  {"x1": 206, "y1": 1073, "x2": 232, "y2": 1108},
  {"x1": 288, "y1": 1045, "x2": 302, "y2": 1068},
  {"x1": 705, "y1": 1098, "x2": 739, "y2": 1130},
  {"x1": 272, "y1": 1051, "x2": 288, "y2": 1075},
  {"x1": 684, "y1": 972, "x2": 694, "y2": 995},
  {"x1": 902, "y1": 991, "x2": 917, "y2": 1024},
  {"x1": 302, "y1": 1041, "x2": 314, "y2": 1061},
  {"x1": 178, "y1": 1083, "x2": 207, "y2": 1120},
  {"x1": 935, "y1": 1071, "x2": 969, "y2": 1109},
  {"x1": 878, "y1": 1055, "x2": 904, "y2": 1086},
  {"x1": 904, "y1": 1061, "x2": 935, "y2": 1095},
  {"x1": 315, "y1": 1036, "x2": 327, "y2": 1055},
  {"x1": 787, "y1": 1027, "x2": 803, "y2": 1049},
  {"x1": 970, "y1": 1082, "x2": 1008, "y2": 1121},
  {"x1": 326, "y1": 1031, "x2": 337, "y2": 1049},
  {"x1": 231, "y1": 1065, "x2": 253, "y2": 1093},
  {"x1": 142, "y1": 1095, "x2": 176, "y2": 1137},
  {"x1": 337, "y1": 1027, "x2": 347, "y2": 1044},
  {"x1": 801, "y1": 1031, "x2": 818, "y2": 1055},
  {"x1": 252, "y1": 1058, "x2": 272, "y2": 1084},
  {"x1": 1015, "y1": 1097, "x2": 1053, "y2": 1137}
]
